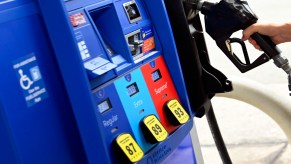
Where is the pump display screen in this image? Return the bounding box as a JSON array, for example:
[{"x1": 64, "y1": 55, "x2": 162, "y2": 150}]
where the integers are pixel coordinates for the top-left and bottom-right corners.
[
  {"x1": 123, "y1": 1, "x2": 142, "y2": 23},
  {"x1": 151, "y1": 69, "x2": 162, "y2": 82},
  {"x1": 98, "y1": 98, "x2": 112, "y2": 113},
  {"x1": 127, "y1": 82, "x2": 139, "y2": 97}
]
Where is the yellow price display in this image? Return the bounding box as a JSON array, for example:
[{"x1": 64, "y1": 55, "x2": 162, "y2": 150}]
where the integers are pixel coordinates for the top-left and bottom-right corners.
[
  {"x1": 116, "y1": 133, "x2": 144, "y2": 163},
  {"x1": 166, "y1": 99, "x2": 189, "y2": 125},
  {"x1": 143, "y1": 115, "x2": 168, "y2": 142}
]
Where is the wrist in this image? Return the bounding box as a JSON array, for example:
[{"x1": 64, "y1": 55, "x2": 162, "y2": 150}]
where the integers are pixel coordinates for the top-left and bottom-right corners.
[{"x1": 279, "y1": 22, "x2": 291, "y2": 42}]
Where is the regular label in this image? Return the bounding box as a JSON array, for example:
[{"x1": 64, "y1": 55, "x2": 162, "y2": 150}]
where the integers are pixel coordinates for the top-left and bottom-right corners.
[
  {"x1": 13, "y1": 53, "x2": 48, "y2": 107},
  {"x1": 116, "y1": 133, "x2": 144, "y2": 163},
  {"x1": 143, "y1": 115, "x2": 168, "y2": 142},
  {"x1": 167, "y1": 99, "x2": 189, "y2": 124}
]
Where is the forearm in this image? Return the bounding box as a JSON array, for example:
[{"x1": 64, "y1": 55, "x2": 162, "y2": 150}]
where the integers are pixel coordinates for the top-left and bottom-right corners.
[{"x1": 242, "y1": 22, "x2": 291, "y2": 45}]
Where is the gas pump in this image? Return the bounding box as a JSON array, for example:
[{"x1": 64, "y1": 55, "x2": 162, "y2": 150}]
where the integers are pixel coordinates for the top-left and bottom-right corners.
[
  {"x1": 0, "y1": 0, "x2": 218, "y2": 163},
  {"x1": 60, "y1": 0, "x2": 199, "y2": 163}
]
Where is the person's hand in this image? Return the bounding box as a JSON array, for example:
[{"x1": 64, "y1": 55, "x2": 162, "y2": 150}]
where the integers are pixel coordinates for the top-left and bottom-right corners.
[{"x1": 242, "y1": 22, "x2": 291, "y2": 50}]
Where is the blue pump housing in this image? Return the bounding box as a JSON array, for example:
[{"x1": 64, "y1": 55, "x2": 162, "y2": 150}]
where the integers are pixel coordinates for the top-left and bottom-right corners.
[{"x1": 0, "y1": 0, "x2": 200, "y2": 163}]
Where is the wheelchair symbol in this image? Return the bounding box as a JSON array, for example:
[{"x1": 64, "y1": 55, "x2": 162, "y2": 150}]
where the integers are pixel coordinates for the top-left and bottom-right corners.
[{"x1": 18, "y1": 69, "x2": 33, "y2": 90}]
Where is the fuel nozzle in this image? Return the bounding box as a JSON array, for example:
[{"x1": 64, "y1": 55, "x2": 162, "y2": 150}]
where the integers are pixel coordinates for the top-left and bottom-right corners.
[
  {"x1": 194, "y1": 0, "x2": 270, "y2": 73},
  {"x1": 194, "y1": 0, "x2": 291, "y2": 95},
  {"x1": 198, "y1": 0, "x2": 258, "y2": 42}
]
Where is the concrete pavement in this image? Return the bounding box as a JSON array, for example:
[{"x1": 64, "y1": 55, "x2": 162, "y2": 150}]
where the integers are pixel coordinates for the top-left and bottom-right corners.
[{"x1": 192, "y1": 0, "x2": 291, "y2": 163}]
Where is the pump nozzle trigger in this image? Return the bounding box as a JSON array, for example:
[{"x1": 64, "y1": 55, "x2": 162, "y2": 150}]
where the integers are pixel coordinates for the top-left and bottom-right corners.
[{"x1": 217, "y1": 37, "x2": 270, "y2": 73}]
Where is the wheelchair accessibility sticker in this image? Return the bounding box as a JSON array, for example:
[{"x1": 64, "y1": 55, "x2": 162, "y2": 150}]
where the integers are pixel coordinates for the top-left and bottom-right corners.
[{"x1": 13, "y1": 53, "x2": 48, "y2": 107}]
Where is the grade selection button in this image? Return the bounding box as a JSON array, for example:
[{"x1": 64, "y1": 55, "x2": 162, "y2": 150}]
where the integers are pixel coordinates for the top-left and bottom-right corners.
[
  {"x1": 114, "y1": 133, "x2": 144, "y2": 163},
  {"x1": 164, "y1": 99, "x2": 190, "y2": 125},
  {"x1": 140, "y1": 115, "x2": 168, "y2": 144}
]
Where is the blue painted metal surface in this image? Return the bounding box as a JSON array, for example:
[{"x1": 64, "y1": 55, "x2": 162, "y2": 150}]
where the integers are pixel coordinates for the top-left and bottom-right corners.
[
  {"x1": 162, "y1": 134, "x2": 197, "y2": 164},
  {"x1": 0, "y1": 1, "x2": 86, "y2": 163}
]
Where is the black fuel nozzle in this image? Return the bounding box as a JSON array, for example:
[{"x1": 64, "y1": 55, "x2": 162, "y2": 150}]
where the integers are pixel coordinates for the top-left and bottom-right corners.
[
  {"x1": 199, "y1": 0, "x2": 258, "y2": 41},
  {"x1": 195, "y1": 0, "x2": 273, "y2": 73},
  {"x1": 196, "y1": 0, "x2": 291, "y2": 95}
]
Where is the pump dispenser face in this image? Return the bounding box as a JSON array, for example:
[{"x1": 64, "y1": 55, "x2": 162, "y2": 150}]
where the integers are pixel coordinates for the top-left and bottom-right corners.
[
  {"x1": 0, "y1": 0, "x2": 204, "y2": 163},
  {"x1": 64, "y1": 0, "x2": 196, "y2": 162}
]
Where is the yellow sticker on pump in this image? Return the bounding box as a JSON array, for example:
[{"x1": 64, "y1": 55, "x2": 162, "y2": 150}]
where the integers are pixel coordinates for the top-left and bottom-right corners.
[
  {"x1": 167, "y1": 99, "x2": 189, "y2": 124},
  {"x1": 116, "y1": 133, "x2": 144, "y2": 163},
  {"x1": 143, "y1": 115, "x2": 168, "y2": 142}
]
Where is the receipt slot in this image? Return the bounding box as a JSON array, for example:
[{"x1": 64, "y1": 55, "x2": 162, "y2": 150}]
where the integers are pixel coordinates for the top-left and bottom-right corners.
[{"x1": 125, "y1": 30, "x2": 144, "y2": 60}]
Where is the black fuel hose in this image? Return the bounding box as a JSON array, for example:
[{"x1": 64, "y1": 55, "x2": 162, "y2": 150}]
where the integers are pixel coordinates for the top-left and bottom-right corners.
[{"x1": 206, "y1": 104, "x2": 232, "y2": 164}]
